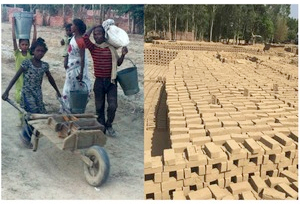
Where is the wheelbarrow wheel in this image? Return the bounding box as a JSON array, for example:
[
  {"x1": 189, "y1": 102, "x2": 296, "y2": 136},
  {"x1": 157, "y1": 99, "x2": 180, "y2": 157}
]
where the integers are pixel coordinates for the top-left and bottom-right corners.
[{"x1": 83, "y1": 145, "x2": 110, "y2": 187}]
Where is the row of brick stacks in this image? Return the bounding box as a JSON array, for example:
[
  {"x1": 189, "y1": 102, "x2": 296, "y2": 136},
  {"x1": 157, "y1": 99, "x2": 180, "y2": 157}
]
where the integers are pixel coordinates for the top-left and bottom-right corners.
[{"x1": 144, "y1": 41, "x2": 298, "y2": 200}]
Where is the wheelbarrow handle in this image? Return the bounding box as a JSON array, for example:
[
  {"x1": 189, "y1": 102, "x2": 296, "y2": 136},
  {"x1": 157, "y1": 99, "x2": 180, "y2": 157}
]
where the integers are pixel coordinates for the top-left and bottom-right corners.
[{"x1": 5, "y1": 98, "x2": 26, "y2": 115}]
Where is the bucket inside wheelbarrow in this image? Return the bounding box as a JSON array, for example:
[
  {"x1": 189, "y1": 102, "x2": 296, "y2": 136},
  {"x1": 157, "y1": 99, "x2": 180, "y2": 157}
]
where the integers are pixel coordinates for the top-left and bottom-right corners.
[
  {"x1": 69, "y1": 81, "x2": 88, "y2": 114},
  {"x1": 117, "y1": 58, "x2": 139, "y2": 96}
]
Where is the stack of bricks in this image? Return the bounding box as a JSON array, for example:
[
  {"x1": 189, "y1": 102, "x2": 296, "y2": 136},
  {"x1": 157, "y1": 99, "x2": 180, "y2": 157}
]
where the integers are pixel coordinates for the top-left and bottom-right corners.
[{"x1": 144, "y1": 42, "x2": 298, "y2": 200}]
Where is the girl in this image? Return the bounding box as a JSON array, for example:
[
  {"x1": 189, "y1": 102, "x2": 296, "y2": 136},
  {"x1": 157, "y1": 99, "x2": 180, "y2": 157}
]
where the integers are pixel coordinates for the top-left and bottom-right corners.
[
  {"x1": 2, "y1": 37, "x2": 62, "y2": 148},
  {"x1": 61, "y1": 18, "x2": 91, "y2": 113},
  {"x1": 12, "y1": 15, "x2": 37, "y2": 104}
]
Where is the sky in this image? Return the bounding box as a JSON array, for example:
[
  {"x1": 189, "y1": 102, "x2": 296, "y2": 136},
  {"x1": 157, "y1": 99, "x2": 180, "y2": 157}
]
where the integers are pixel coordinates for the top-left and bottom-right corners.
[{"x1": 290, "y1": 4, "x2": 298, "y2": 19}]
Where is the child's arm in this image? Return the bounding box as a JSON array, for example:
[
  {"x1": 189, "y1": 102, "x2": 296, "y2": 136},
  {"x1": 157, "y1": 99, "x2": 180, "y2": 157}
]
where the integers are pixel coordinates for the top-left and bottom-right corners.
[
  {"x1": 84, "y1": 26, "x2": 96, "y2": 37},
  {"x1": 117, "y1": 46, "x2": 128, "y2": 66},
  {"x1": 45, "y1": 71, "x2": 61, "y2": 98},
  {"x1": 2, "y1": 67, "x2": 24, "y2": 100},
  {"x1": 76, "y1": 48, "x2": 85, "y2": 81},
  {"x1": 12, "y1": 17, "x2": 18, "y2": 51},
  {"x1": 31, "y1": 15, "x2": 37, "y2": 45}
]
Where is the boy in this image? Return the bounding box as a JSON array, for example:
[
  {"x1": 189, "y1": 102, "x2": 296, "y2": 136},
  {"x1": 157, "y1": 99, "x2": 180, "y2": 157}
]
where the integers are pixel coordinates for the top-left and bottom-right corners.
[{"x1": 83, "y1": 25, "x2": 128, "y2": 137}]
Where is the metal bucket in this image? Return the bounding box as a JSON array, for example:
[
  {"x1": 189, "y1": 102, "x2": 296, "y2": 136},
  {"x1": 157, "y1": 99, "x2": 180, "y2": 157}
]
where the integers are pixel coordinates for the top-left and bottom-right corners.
[
  {"x1": 69, "y1": 81, "x2": 89, "y2": 114},
  {"x1": 13, "y1": 11, "x2": 33, "y2": 39},
  {"x1": 117, "y1": 58, "x2": 140, "y2": 96}
]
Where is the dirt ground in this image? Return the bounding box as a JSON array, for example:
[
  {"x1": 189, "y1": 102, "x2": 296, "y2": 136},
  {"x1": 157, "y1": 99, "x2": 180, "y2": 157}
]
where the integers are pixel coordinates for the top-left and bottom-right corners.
[{"x1": 1, "y1": 22, "x2": 144, "y2": 199}]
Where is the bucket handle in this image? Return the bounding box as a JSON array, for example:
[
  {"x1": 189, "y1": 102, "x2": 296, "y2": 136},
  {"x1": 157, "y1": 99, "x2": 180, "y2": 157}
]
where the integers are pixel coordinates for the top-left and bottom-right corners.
[
  {"x1": 71, "y1": 80, "x2": 88, "y2": 91},
  {"x1": 124, "y1": 58, "x2": 137, "y2": 68}
]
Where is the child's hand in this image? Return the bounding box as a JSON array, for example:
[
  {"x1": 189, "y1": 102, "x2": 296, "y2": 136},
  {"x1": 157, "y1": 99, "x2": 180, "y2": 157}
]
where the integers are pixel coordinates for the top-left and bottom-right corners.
[
  {"x1": 2, "y1": 92, "x2": 9, "y2": 101},
  {"x1": 32, "y1": 15, "x2": 36, "y2": 26},
  {"x1": 56, "y1": 92, "x2": 62, "y2": 98},
  {"x1": 122, "y1": 47, "x2": 128, "y2": 55},
  {"x1": 61, "y1": 39, "x2": 65, "y2": 46}
]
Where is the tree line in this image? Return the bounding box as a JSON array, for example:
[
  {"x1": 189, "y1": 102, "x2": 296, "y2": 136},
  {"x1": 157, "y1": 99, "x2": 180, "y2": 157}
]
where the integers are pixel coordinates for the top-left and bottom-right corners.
[
  {"x1": 145, "y1": 4, "x2": 298, "y2": 44},
  {"x1": 2, "y1": 4, "x2": 144, "y2": 34}
]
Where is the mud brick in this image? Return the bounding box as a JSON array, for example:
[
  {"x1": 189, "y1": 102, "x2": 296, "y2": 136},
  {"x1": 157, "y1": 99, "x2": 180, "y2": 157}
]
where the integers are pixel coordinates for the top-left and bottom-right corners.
[
  {"x1": 168, "y1": 111, "x2": 184, "y2": 117},
  {"x1": 242, "y1": 162, "x2": 259, "y2": 174},
  {"x1": 170, "y1": 127, "x2": 189, "y2": 135},
  {"x1": 207, "y1": 151, "x2": 228, "y2": 165},
  {"x1": 144, "y1": 180, "x2": 161, "y2": 194},
  {"x1": 208, "y1": 184, "x2": 231, "y2": 200},
  {"x1": 249, "y1": 175, "x2": 267, "y2": 193},
  {"x1": 170, "y1": 120, "x2": 186, "y2": 128},
  {"x1": 153, "y1": 173, "x2": 162, "y2": 184},
  {"x1": 247, "y1": 154, "x2": 263, "y2": 165},
  {"x1": 266, "y1": 177, "x2": 290, "y2": 188},
  {"x1": 262, "y1": 130, "x2": 277, "y2": 137},
  {"x1": 162, "y1": 171, "x2": 170, "y2": 182},
  {"x1": 186, "y1": 117, "x2": 202, "y2": 125},
  {"x1": 280, "y1": 170, "x2": 298, "y2": 183},
  {"x1": 163, "y1": 178, "x2": 183, "y2": 192},
  {"x1": 183, "y1": 173, "x2": 203, "y2": 186},
  {"x1": 224, "y1": 139, "x2": 241, "y2": 154},
  {"x1": 218, "y1": 116, "x2": 233, "y2": 122},
  {"x1": 171, "y1": 134, "x2": 190, "y2": 144},
  {"x1": 217, "y1": 178, "x2": 225, "y2": 188},
  {"x1": 244, "y1": 138, "x2": 262, "y2": 154},
  {"x1": 198, "y1": 165, "x2": 206, "y2": 176},
  {"x1": 273, "y1": 127, "x2": 291, "y2": 135},
  {"x1": 144, "y1": 156, "x2": 163, "y2": 174},
  {"x1": 278, "y1": 158, "x2": 292, "y2": 169},
  {"x1": 204, "y1": 142, "x2": 222, "y2": 159},
  {"x1": 291, "y1": 182, "x2": 298, "y2": 192},
  {"x1": 241, "y1": 191, "x2": 257, "y2": 200},
  {"x1": 280, "y1": 142, "x2": 296, "y2": 152},
  {"x1": 172, "y1": 142, "x2": 192, "y2": 153},
  {"x1": 275, "y1": 183, "x2": 298, "y2": 199},
  {"x1": 154, "y1": 192, "x2": 162, "y2": 200},
  {"x1": 189, "y1": 129, "x2": 207, "y2": 138},
  {"x1": 212, "y1": 135, "x2": 231, "y2": 145},
  {"x1": 268, "y1": 153, "x2": 282, "y2": 163},
  {"x1": 184, "y1": 168, "x2": 191, "y2": 179},
  {"x1": 206, "y1": 164, "x2": 213, "y2": 175},
  {"x1": 228, "y1": 181, "x2": 252, "y2": 195},
  {"x1": 177, "y1": 169, "x2": 184, "y2": 180},
  {"x1": 182, "y1": 186, "x2": 190, "y2": 196},
  {"x1": 252, "y1": 118, "x2": 275, "y2": 125},
  {"x1": 185, "y1": 113, "x2": 201, "y2": 119},
  {"x1": 173, "y1": 190, "x2": 186, "y2": 200},
  {"x1": 244, "y1": 114, "x2": 258, "y2": 120},
  {"x1": 164, "y1": 153, "x2": 186, "y2": 172},
  {"x1": 257, "y1": 141, "x2": 281, "y2": 155},
  {"x1": 288, "y1": 130, "x2": 298, "y2": 142},
  {"x1": 262, "y1": 187, "x2": 286, "y2": 200},
  {"x1": 222, "y1": 194, "x2": 235, "y2": 200},
  {"x1": 187, "y1": 187, "x2": 213, "y2": 200},
  {"x1": 225, "y1": 166, "x2": 243, "y2": 178},
  {"x1": 191, "y1": 136, "x2": 211, "y2": 146},
  {"x1": 226, "y1": 148, "x2": 248, "y2": 161},
  {"x1": 202, "y1": 116, "x2": 220, "y2": 123},
  {"x1": 221, "y1": 120, "x2": 238, "y2": 127},
  {"x1": 144, "y1": 150, "x2": 152, "y2": 168},
  {"x1": 246, "y1": 132, "x2": 263, "y2": 140},
  {"x1": 230, "y1": 133, "x2": 249, "y2": 143},
  {"x1": 240, "y1": 125, "x2": 259, "y2": 133},
  {"x1": 186, "y1": 154, "x2": 208, "y2": 167},
  {"x1": 186, "y1": 145, "x2": 198, "y2": 161},
  {"x1": 205, "y1": 169, "x2": 224, "y2": 182},
  {"x1": 163, "y1": 149, "x2": 176, "y2": 166},
  {"x1": 238, "y1": 120, "x2": 254, "y2": 126},
  {"x1": 268, "y1": 122, "x2": 284, "y2": 129},
  {"x1": 260, "y1": 135, "x2": 281, "y2": 149},
  {"x1": 207, "y1": 127, "x2": 227, "y2": 136},
  {"x1": 161, "y1": 190, "x2": 171, "y2": 200},
  {"x1": 204, "y1": 121, "x2": 222, "y2": 129},
  {"x1": 187, "y1": 123, "x2": 205, "y2": 130},
  {"x1": 261, "y1": 161, "x2": 278, "y2": 172}
]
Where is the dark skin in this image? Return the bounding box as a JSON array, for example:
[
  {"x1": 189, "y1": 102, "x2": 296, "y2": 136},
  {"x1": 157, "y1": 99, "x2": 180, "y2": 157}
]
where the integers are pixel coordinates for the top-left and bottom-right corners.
[
  {"x1": 2, "y1": 45, "x2": 61, "y2": 101},
  {"x1": 12, "y1": 16, "x2": 37, "y2": 55},
  {"x1": 71, "y1": 23, "x2": 85, "y2": 82},
  {"x1": 85, "y1": 26, "x2": 128, "y2": 66}
]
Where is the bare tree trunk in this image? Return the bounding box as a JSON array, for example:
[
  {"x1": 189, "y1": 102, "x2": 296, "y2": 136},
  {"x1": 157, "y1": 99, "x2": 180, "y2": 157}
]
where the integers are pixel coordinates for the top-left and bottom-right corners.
[
  {"x1": 92, "y1": 4, "x2": 95, "y2": 24},
  {"x1": 174, "y1": 14, "x2": 177, "y2": 41},
  {"x1": 192, "y1": 5, "x2": 195, "y2": 42},
  {"x1": 30, "y1": 5, "x2": 33, "y2": 12},
  {"x1": 62, "y1": 4, "x2": 65, "y2": 25},
  {"x1": 154, "y1": 15, "x2": 157, "y2": 33},
  {"x1": 72, "y1": 4, "x2": 75, "y2": 20},
  {"x1": 132, "y1": 17, "x2": 135, "y2": 34},
  {"x1": 209, "y1": 5, "x2": 216, "y2": 42},
  {"x1": 168, "y1": 8, "x2": 171, "y2": 40}
]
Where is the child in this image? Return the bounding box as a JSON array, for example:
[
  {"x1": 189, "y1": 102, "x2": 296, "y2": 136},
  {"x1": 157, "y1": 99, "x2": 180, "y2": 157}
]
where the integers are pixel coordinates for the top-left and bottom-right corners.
[
  {"x1": 83, "y1": 25, "x2": 128, "y2": 137},
  {"x1": 2, "y1": 37, "x2": 62, "y2": 148},
  {"x1": 60, "y1": 23, "x2": 73, "y2": 69},
  {"x1": 12, "y1": 15, "x2": 37, "y2": 104}
]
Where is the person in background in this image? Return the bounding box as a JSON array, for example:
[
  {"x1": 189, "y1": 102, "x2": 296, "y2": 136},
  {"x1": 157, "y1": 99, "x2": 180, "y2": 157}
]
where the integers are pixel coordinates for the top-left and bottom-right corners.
[
  {"x1": 12, "y1": 15, "x2": 37, "y2": 104},
  {"x1": 83, "y1": 25, "x2": 128, "y2": 137},
  {"x1": 61, "y1": 18, "x2": 91, "y2": 113},
  {"x1": 2, "y1": 37, "x2": 62, "y2": 148},
  {"x1": 60, "y1": 23, "x2": 73, "y2": 69}
]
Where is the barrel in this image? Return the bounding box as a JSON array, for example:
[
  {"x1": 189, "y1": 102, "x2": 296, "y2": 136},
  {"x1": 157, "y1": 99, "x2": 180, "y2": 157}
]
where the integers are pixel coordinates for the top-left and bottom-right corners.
[
  {"x1": 69, "y1": 82, "x2": 89, "y2": 114},
  {"x1": 117, "y1": 59, "x2": 139, "y2": 96},
  {"x1": 13, "y1": 11, "x2": 33, "y2": 39}
]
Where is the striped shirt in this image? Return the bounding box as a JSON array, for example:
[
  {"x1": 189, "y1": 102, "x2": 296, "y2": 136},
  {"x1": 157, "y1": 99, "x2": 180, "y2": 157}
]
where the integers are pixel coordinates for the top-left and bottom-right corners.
[{"x1": 83, "y1": 35, "x2": 112, "y2": 78}]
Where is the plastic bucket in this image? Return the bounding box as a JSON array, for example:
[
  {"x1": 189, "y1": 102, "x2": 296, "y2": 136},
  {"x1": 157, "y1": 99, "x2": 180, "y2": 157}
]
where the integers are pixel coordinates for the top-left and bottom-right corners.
[
  {"x1": 13, "y1": 11, "x2": 33, "y2": 39},
  {"x1": 117, "y1": 59, "x2": 139, "y2": 96},
  {"x1": 69, "y1": 82, "x2": 89, "y2": 114}
]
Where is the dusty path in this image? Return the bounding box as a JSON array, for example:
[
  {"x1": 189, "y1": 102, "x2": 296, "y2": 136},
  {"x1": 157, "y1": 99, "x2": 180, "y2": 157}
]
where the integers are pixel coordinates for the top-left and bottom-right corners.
[{"x1": 1, "y1": 22, "x2": 144, "y2": 199}]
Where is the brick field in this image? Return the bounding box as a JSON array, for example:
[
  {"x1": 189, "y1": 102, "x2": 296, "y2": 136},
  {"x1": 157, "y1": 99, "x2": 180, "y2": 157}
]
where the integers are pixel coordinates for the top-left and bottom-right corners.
[{"x1": 144, "y1": 41, "x2": 298, "y2": 200}]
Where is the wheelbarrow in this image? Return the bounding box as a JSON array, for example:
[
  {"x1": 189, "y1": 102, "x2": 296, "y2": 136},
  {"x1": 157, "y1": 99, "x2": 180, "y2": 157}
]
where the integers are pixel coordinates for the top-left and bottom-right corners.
[{"x1": 4, "y1": 98, "x2": 110, "y2": 187}]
